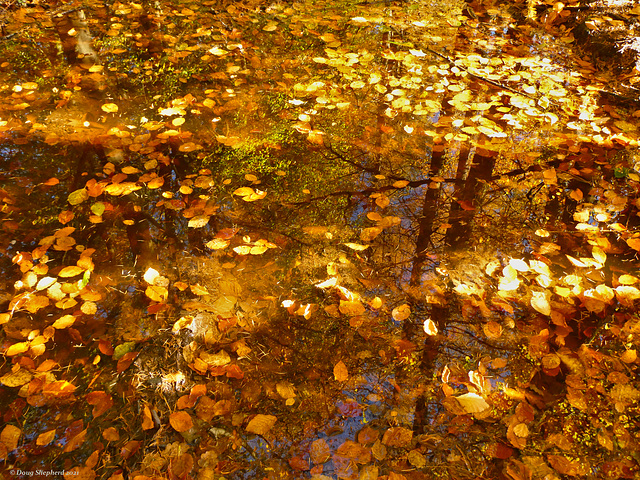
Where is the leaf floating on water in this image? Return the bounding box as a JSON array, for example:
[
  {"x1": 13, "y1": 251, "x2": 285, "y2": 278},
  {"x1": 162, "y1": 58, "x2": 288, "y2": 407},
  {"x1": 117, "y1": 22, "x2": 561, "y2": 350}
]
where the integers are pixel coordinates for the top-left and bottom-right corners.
[
  {"x1": 52, "y1": 314, "x2": 76, "y2": 329},
  {"x1": 310, "y1": 438, "x2": 331, "y2": 464},
  {"x1": 101, "y1": 103, "x2": 118, "y2": 113},
  {"x1": 530, "y1": 291, "x2": 551, "y2": 316},
  {"x1": 233, "y1": 187, "x2": 266, "y2": 202},
  {"x1": 455, "y1": 393, "x2": 489, "y2": 413},
  {"x1": 145, "y1": 286, "x2": 168, "y2": 302},
  {"x1": 343, "y1": 243, "x2": 369, "y2": 251},
  {"x1": 206, "y1": 238, "x2": 230, "y2": 250},
  {"x1": 188, "y1": 215, "x2": 210, "y2": 228},
  {"x1": 423, "y1": 318, "x2": 438, "y2": 335},
  {"x1": 245, "y1": 414, "x2": 277, "y2": 435},
  {"x1": 339, "y1": 300, "x2": 365, "y2": 316},
  {"x1": 68, "y1": 188, "x2": 89, "y2": 205}
]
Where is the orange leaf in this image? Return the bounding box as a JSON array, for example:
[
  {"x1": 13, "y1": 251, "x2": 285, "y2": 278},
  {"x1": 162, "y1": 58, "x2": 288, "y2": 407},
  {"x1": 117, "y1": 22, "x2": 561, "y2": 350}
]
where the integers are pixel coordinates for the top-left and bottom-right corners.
[
  {"x1": 52, "y1": 314, "x2": 76, "y2": 329},
  {"x1": 170, "y1": 411, "x2": 193, "y2": 432},
  {"x1": 85, "y1": 391, "x2": 113, "y2": 417},
  {"x1": 334, "y1": 360, "x2": 349, "y2": 382},
  {"x1": 245, "y1": 414, "x2": 277, "y2": 435},
  {"x1": 0, "y1": 424, "x2": 21, "y2": 451},
  {"x1": 116, "y1": 351, "x2": 138, "y2": 373},
  {"x1": 142, "y1": 405, "x2": 155, "y2": 430}
]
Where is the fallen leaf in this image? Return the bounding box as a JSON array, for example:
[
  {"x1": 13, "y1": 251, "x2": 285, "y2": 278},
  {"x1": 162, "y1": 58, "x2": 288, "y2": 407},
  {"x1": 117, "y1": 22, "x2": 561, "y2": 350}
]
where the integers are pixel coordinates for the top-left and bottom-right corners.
[
  {"x1": 245, "y1": 414, "x2": 277, "y2": 435},
  {"x1": 334, "y1": 361, "x2": 349, "y2": 382},
  {"x1": 169, "y1": 411, "x2": 193, "y2": 432},
  {"x1": 101, "y1": 103, "x2": 119, "y2": 113},
  {"x1": 392, "y1": 304, "x2": 411, "y2": 321}
]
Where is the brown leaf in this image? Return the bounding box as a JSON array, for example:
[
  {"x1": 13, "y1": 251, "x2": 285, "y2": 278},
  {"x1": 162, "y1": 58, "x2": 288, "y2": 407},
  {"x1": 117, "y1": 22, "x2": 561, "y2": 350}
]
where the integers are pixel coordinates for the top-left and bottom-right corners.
[
  {"x1": 64, "y1": 428, "x2": 87, "y2": 452},
  {"x1": 309, "y1": 438, "x2": 330, "y2": 464},
  {"x1": 120, "y1": 440, "x2": 140, "y2": 460},
  {"x1": 381, "y1": 427, "x2": 413, "y2": 447},
  {"x1": 547, "y1": 454, "x2": 590, "y2": 476},
  {"x1": 357, "y1": 426, "x2": 379, "y2": 444},
  {"x1": 371, "y1": 439, "x2": 387, "y2": 460}
]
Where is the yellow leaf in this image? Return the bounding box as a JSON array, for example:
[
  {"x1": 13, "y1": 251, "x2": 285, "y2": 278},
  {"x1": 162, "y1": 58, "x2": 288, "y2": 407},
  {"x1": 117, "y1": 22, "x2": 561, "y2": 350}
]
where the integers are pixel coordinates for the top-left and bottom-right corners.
[
  {"x1": 5, "y1": 342, "x2": 30, "y2": 356},
  {"x1": 208, "y1": 47, "x2": 228, "y2": 56},
  {"x1": 455, "y1": 393, "x2": 489, "y2": 413},
  {"x1": 206, "y1": 238, "x2": 230, "y2": 250},
  {"x1": 233, "y1": 245, "x2": 252, "y2": 255},
  {"x1": 58, "y1": 266, "x2": 84, "y2": 278},
  {"x1": 52, "y1": 314, "x2": 76, "y2": 329},
  {"x1": 0, "y1": 368, "x2": 32, "y2": 386},
  {"x1": 509, "y1": 258, "x2": 529, "y2": 272},
  {"x1": 250, "y1": 245, "x2": 268, "y2": 255},
  {"x1": 339, "y1": 300, "x2": 365, "y2": 316},
  {"x1": 334, "y1": 361, "x2": 349, "y2": 381},
  {"x1": 276, "y1": 381, "x2": 296, "y2": 400},
  {"x1": 36, "y1": 276, "x2": 57, "y2": 291},
  {"x1": 627, "y1": 237, "x2": 640, "y2": 250},
  {"x1": 68, "y1": 188, "x2": 89, "y2": 205},
  {"x1": 188, "y1": 215, "x2": 210, "y2": 228},
  {"x1": 423, "y1": 318, "x2": 438, "y2": 335},
  {"x1": 530, "y1": 291, "x2": 551, "y2": 316},
  {"x1": 101, "y1": 103, "x2": 119, "y2": 113},
  {"x1": 245, "y1": 414, "x2": 277, "y2": 435},
  {"x1": 145, "y1": 286, "x2": 168, "y2": 302},
  {"x1": 343, "y1": 243, "x2": 369, "y2": 251},
  {"x1": 360, "y1": 227, "x2": 382, "y2": 242},
  {"x1": 81, "y1": 301, "x2": 97, "y2": 315},
  {"x1": 179, "y1": 142, "x2": 200, "y2": 152},
  {"x1": 618, "y1": 275, "x2": 638, "y2": 285}
]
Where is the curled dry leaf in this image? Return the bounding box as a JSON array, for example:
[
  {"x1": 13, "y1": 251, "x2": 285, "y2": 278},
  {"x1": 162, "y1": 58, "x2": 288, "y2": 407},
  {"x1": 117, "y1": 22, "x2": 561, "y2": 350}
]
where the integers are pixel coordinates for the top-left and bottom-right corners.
[
  {"x1": 423, "y1": 318, "x2": 438, "y2": 335},
  {"x1": 392, "y1": 304, "x2": 411, "y2": 321}
]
